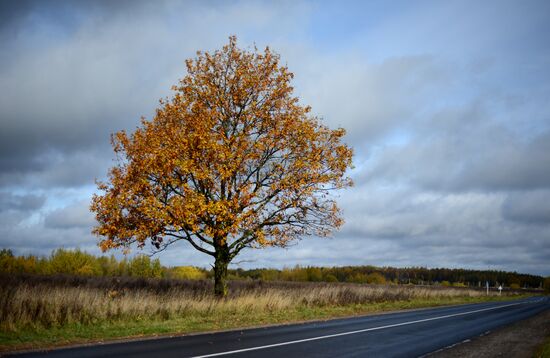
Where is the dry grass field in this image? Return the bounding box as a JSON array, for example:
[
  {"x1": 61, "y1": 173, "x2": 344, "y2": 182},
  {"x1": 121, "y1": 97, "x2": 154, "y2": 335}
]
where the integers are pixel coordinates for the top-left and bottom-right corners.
[{"x1": 0, "y1": 274, "x2": 526, "y2": 351}]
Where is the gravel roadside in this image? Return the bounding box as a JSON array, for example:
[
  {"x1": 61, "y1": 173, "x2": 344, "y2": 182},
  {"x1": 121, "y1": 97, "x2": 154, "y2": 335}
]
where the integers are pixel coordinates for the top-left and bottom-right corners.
[{"x1": 427, "y1": 308, "x2": 550, "y2": 358}]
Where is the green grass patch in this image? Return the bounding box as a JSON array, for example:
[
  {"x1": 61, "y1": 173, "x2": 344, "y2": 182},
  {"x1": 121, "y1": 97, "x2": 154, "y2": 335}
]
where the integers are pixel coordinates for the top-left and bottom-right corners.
[{"x1": 535, "y1": 336, "x2": 550, "y2": 358}]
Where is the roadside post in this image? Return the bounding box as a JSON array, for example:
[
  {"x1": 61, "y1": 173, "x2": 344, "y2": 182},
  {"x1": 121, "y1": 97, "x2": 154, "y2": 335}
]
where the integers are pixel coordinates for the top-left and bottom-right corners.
[
  {"x1": 498, "y1": 285, "x2": 502, "y2": 296},
  {"x1": 486, "y1": 281, "x2": 489, "y2": 296}
]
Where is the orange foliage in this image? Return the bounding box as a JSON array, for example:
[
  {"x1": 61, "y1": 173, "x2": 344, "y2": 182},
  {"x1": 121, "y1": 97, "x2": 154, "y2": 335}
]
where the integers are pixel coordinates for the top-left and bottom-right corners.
[{"x1": 91, "y1": 37, "x2": 353, "y2": 291}]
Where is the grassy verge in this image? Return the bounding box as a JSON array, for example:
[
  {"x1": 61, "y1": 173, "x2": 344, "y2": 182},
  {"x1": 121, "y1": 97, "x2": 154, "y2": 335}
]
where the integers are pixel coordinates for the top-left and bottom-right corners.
[
  {"x1": 1, "y1": 294, "x2": 524, "y2": 352},
  {"x1": 535, "y1": 336, "x2": 550, "y2": 358}
]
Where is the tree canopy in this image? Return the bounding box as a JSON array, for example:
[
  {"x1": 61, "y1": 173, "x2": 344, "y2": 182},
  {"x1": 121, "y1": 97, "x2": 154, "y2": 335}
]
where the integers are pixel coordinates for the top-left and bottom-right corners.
[{"x1": 91, "y1": 36, "x2": 353, "y2": 296}]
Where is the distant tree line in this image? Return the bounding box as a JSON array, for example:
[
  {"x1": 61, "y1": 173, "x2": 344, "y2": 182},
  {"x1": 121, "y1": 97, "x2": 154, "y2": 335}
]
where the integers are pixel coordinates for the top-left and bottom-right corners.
[
  {"x1": 0, "y1": 248, "x2": 545, "y2": 289},
  {"x1": 227, "y1": 265, "x2": 544, "y2": 289}
]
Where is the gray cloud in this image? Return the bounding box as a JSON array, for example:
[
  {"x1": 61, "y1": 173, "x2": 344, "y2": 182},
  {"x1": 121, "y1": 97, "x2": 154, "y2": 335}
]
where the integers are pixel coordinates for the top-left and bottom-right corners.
[
  {"x1": 1, "y1": 224, "x2": 98, "y2": 255},
  {"x1": 295, "y1": 54, "x2": 449, "y2": 148},
  {"x1": 0, "y1": 0, "x2": 309, "y2": 188},
  {"x1": 501, "y1": 190, "x2": 550, "y2": 225},
  {"x1": 0, "y1": 192, "x2": 45, "y2": 212},
  {"x1": 44, "y1": 200, "x2": 95, "y2": 229},
  {"x1": 365, "y1": 104, "x2": 550, "y2": 192},
  {"x1": 0, "y1": 198, "x2": 98, "y2": 255},
  {"x1": 0, "y1": 149, "x2": 112, "y2": 189}
]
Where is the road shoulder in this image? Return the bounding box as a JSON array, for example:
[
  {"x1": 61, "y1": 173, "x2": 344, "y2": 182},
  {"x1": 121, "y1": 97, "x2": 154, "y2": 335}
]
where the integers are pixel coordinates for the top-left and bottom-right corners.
[{"x1": 427, "y1": 307, "x2": 550, "y2": 358}]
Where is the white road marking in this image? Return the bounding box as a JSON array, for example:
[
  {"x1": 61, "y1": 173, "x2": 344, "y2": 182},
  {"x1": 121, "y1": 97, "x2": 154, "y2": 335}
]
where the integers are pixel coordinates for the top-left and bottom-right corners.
[{"x1": 193, "y1": 301, "x2": 532, "y2": 357}]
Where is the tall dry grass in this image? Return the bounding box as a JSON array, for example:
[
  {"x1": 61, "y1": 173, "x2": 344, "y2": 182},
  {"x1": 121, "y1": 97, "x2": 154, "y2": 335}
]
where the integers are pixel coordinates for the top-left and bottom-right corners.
[{"x1": 0, "y1": 274, "x2": 501, "y2": 333}]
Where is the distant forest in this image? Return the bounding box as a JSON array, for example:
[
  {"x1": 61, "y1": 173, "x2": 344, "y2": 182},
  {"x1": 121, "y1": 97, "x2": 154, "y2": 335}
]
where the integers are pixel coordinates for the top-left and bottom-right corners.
[{"x1": 0, "y1": 248, "x2": 545, "y2": 289}]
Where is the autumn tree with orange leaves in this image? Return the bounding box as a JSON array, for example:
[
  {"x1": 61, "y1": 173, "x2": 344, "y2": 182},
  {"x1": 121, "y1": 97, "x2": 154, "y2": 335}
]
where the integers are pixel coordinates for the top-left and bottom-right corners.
[{"x1": 91, "y1": 37, "x2": 353, "y2": 297}]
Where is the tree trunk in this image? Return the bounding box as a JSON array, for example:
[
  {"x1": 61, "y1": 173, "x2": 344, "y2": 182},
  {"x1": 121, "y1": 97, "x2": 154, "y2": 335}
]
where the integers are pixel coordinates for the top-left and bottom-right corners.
[{"x1": 214, "y1": 245, "x2": 229, "y2": 298}]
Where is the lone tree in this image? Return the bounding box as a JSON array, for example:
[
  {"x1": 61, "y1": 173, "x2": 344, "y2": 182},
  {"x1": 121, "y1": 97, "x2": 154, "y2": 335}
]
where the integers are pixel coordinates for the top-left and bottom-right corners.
[{"x1": 91, "y1": 37, "x2": 353, "y2": 297}]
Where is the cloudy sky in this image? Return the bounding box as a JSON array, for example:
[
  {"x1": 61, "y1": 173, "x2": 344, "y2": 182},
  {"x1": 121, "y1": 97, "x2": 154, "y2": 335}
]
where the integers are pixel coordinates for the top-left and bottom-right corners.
[{"x1": 1, "y1": 0, "x2": 549, "y2": 275}]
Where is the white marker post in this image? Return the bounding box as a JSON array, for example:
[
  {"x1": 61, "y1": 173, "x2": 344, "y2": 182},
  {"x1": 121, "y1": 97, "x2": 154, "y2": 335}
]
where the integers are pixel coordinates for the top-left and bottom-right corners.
[
  {"x1": 486, "y1": 281, "x2": 489, "y2": 296},
  {"x1": 498, "y1": 285, "x2": 502, "y2": 296}
]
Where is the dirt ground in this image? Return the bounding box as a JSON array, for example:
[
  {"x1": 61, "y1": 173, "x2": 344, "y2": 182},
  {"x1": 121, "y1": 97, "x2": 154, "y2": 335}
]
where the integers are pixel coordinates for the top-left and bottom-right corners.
[{"x1": 427, "y1": 309, "x2": 550, "y2": 358}]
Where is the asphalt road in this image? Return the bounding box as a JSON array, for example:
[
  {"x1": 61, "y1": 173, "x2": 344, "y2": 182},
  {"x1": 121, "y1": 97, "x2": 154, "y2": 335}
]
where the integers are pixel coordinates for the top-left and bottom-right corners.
[{"x1": 12, "y1": 296, "x2": 549, "y2": 358}]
